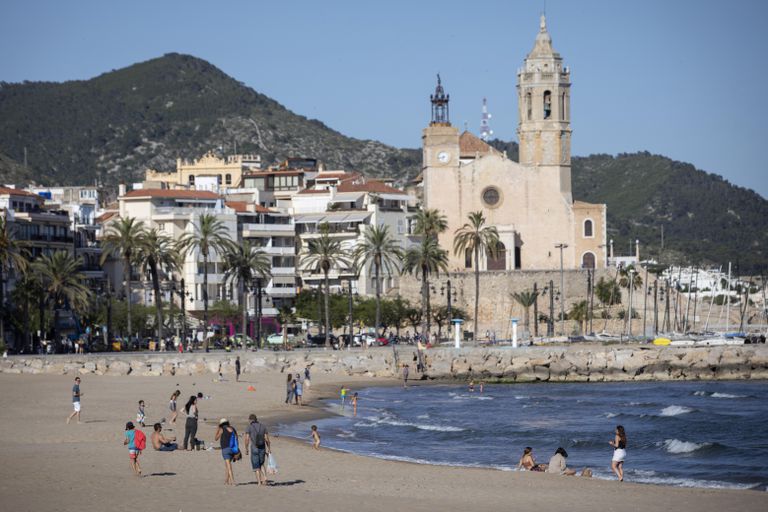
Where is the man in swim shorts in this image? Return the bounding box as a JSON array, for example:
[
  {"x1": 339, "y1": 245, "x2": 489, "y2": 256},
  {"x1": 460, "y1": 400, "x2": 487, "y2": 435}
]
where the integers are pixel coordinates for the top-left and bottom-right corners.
[{"x1": 67, "y1": 377, "x2": 82, "y2": 424}]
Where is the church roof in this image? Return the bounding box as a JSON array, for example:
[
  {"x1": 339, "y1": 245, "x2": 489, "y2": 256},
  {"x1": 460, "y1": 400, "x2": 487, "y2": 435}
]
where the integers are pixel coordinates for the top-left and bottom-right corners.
[{"x1": 459, "y1": 131, "x2": 499, "y2": 158}]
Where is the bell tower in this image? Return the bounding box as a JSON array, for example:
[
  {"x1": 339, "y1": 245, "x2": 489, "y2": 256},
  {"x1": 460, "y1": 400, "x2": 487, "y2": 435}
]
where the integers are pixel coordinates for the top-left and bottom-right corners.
[
  {"x1": 517, "y1": 15, "x2": 572, "y2": 201},
  {"x1": 422, "y1": 75, "x2": 459, "y2": 170}
]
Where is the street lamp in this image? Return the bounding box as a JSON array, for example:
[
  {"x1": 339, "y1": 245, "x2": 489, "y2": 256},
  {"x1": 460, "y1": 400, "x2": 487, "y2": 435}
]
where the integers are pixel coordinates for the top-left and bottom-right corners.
[
  {"x1": 440, "y1": 279, "x2": 455, "y2": 320},
  {"x1": 554, "y1": 243, "x2": 568, "y2": 336},
  {"x1": 171, "y1": 278, "x2": 193, "y2": 349}
]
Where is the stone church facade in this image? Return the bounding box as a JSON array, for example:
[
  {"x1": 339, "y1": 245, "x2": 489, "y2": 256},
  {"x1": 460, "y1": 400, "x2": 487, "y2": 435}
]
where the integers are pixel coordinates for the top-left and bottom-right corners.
[{"x1": 421, "y1": 15, "x2": 607, "y2": 272}]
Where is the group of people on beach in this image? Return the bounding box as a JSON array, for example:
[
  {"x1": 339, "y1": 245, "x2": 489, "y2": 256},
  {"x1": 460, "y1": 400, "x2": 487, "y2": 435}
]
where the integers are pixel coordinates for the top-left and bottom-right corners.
[
  {"x1": 517, "y1": 425, "x2": 627, "y2": 481},
  {"x1": 284, "y1": 366, "x2": 311, "y2": 406}
]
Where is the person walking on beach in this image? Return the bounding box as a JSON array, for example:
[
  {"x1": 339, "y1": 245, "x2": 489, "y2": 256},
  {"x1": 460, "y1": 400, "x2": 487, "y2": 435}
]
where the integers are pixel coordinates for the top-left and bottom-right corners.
[
  {"x1": 235, "y1": 356, "x2": 241, "y2": 382},
  {"x1": 352, "y1": 392, "x2": 359, "y2": 417},
  {"x1": 311, "y1": 425, "x2": 321, "y2": 450},
  {"x1": 285, "y1": 374, "x2": 294, "y2": 404},
  {"x1": 609, "y1": 425, "x2": 627, "y2": 481},
  {"x1": 168, "y1": 390, "x2": 181, "y2": 425},
  {"x1": 215, "y1": 419, "x2": 239, "y2": 485},
  {"x1": 402, "y1": 364, "x2": 409, "y2": 388},
  {"x1": 244, "y1": 414, "x2": 271, "y2": 486},
  {"x1": 183, "y1": 395, "x2": 199, "y2": 450},
  {"x1": 294, "y1": 373, "x2": 304, "y2": 406},
  {"x1": 136, "y1": 400, "x2": 146, "y2": 427},
  {"x1": 66, "y1": 377, "x2": 82, "y2": 424},
  {"x1": 304, "y1": 366, "x2": 311, "y2": 389},
  {"x1": 123, "y1": 421, "x2": 143, "y2": 476}
]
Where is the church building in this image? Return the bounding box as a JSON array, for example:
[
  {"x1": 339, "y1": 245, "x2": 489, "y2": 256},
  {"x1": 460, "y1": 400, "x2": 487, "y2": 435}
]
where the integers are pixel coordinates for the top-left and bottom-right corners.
[{"x1": 421, "y1": 15, "x2": 607, "y2": 271}]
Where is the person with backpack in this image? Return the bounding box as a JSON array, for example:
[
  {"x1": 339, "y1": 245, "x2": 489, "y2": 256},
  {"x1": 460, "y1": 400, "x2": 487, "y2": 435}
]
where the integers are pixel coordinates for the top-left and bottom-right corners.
[
  {"x1": 214, "y1": 418, "x2": 239, "y2": 485},
  {"x1": 123, "y1": 421, "x2": 145, "y2": 476},
  {"x1": 244, "y1": 414, "x2": 271, "y2": 486}
]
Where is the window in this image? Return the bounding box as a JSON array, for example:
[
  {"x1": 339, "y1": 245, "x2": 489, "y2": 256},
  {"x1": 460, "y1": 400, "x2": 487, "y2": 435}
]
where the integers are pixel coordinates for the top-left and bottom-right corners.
[
  {"x1": 225, "y1": 174, "x2": 232, "y2": 185},
  {"x1": 464, "y1": 248, "x2": 472, "y2": 269},
  {"x1": 583, "y1": 219, "x2": 594, "y2": 238},
  {"x1": 481, "y1": 186, "x2": 501, "y2": 208},
  {"x1": 526, "y1": 92, "x2": 532, "y2": 120},
  {"x1": 397, "y1": 219, "x2": 404, "y2": 234},
  {"x1": 217, "y1": 175, "x2": 222, "y2": 185},
  {"x1": 157, "y1": 222, "x2": 165, "y2": 231},
  {"x1": 543, "y1": 90, "x2": 552, "y2": 119},
  {"x1": 560, "y1": 92, "x2": 567, "y2": 121},
  {"x1": 582, "y1": 252, "x2": 596, "y2": 269},
  {"x1": 487, "y1": 242, "x2": 506, "y2": 271},
  {"x1": 189, "y1": 175, "x2": 195, "y2": 185}
]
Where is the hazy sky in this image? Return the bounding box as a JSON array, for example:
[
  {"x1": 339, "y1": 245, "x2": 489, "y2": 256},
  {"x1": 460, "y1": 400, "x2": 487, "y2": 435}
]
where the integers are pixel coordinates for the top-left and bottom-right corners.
[{"x1": 1, "y1": 0, "x2": 766, "y2": 197}]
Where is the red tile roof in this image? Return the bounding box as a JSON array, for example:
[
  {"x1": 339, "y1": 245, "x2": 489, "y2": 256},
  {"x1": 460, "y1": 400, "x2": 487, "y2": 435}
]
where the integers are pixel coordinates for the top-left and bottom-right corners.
[
  {"x1": 95, "y1": 211, "x2": 118, "y2": 224},
  {"x1": 0, "y1": 187, "x2": 42, "y2": 199},
  {"x1": 459, "y1": 131, "x2": 498, "y2": 158},
  {"x1": 337, "y1": 180, "x2": 406, "y2": 195},
  {"x1": 297, "y1": 189, "x2": 331, "y2": 195},
  {"x1": 122, "y1": 189, "x2": 221, "y2": 200},
  {"x1": 225, "y1": 201, "x2": 273, "y2": 214}
]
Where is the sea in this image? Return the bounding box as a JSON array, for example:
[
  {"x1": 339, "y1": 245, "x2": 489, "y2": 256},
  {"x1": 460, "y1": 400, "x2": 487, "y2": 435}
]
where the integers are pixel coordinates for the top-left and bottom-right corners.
[{"x1": 278, "y1": 380, "x2": 768, "y2": 491}]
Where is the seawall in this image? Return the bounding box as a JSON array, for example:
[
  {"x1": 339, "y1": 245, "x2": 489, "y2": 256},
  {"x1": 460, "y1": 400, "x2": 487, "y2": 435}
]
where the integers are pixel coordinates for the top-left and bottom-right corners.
[{"x1": 2, "y1": 344, "x2": 767, "y2": 382}]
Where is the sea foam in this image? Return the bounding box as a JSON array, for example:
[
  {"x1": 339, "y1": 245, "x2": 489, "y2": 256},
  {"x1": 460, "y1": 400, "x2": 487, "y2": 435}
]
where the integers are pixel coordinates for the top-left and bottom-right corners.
[
  {"x1": 663, "y1": 439, "x2": 711, "y2": 454},
  {"x1": 660, "y1": 405, "x2": 694, "y2": 416}
]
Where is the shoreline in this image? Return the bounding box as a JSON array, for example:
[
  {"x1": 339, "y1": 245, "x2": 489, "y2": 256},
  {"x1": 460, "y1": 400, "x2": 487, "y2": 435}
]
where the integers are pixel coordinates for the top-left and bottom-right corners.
[{"x1": 0, "y1": 373, "x2": 766, "y2": 512}]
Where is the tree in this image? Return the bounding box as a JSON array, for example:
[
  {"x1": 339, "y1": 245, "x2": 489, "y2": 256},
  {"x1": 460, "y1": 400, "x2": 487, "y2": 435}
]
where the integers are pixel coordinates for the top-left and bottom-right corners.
[
  {"x1": 511, "y1": 290, "x2": 539, "y2": 338},
  {"x1": 412, "y1": 208, "x2": 448, "y2": 240},
  {"x1": 178, "y1": 213, "x2": 234, "y2": 351},
  {"x1": 100, "y1": 217, "x2": 145, "y2": 340},
  {"x1": 277, "y1": 305, "x2": 295, "y2": 351},
  {"x1": 136, "y1": 228, "x2": 179, "y2": 343},
  {"x1": 383, "y1": 296, "x2": 410, "y2": 336},
  {"x1": 33, "y1": 251, "x2": 91, "y2": 342},
  {"x1": 222, "y1": 241, "x2": 271, "y2": 349},
  {"x1": 619, "y1": 265, "x2": 643, "y2": 290},
  {"x1": 0, "y1": 215, "x2": 28, "y2": 347},
  {"x1": 595, "y1": 277, "x2": 622, "y2": 306},
  {"x1": 453, "y1": 211, "x2": 500, "y2": 338},
  {"x1": 354, "y1": 224, "x2": 403, "y2": 344},
  {"x1": 401, "y1": 236, "x2": 448, "y2": 340},
  {"x1": 301, "y1": 223, "x2": 352, "y2": 348},
  {"x1": 569, "y1": 300, "x2": 590, "y2": 334}
]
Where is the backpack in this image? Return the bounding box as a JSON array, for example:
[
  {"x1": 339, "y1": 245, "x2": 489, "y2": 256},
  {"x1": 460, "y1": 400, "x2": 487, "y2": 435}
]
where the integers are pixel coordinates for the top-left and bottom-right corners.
[
  {"x1": 228, "y1": 428, "x2": 240, "y2": 454},
  {"x1": 134, "y1": 430, "x2": 146, "y2": 451},
  {"x1": 253, "y1": 423, "x2": 266, "y2": 448}
]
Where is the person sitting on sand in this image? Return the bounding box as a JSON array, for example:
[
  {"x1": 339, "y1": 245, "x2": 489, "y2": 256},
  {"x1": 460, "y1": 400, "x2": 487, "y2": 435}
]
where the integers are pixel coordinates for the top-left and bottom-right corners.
[
  {"x1": 151, "y1": 423, "x2": 177, "y2": 451},
  {"x1": 547, "y1": 447, "x2": 577, "y2": 476},
  {"x1": 311, "y1": 425, "x2": 321, "y2": 450},
  {"x1": 518, "y1": 447, "x2": 545, "y2": 471}
]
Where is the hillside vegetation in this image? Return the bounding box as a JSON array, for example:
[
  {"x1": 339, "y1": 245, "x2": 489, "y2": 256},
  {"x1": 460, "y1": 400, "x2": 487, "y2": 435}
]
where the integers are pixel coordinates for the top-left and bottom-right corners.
[{"x1": 1, "y1": 53, "x2": 765, "y2": 270}]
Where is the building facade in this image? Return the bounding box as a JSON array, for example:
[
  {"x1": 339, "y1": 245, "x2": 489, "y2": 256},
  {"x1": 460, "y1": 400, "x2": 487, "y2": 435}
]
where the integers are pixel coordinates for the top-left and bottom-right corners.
[{"x1": 421, "y1": 15, "x2": 607, "y2": 272}]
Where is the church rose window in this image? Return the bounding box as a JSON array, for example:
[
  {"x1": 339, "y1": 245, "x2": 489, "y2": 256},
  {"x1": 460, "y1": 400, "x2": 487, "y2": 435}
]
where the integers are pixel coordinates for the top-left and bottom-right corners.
[{"x1": 482, "y1": 186, "x2": 501, "y2": 207}]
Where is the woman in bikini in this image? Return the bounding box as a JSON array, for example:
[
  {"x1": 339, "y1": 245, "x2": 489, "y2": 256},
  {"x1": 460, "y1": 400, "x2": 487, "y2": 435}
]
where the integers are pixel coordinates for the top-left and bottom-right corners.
[{"x1": 517, "y1": 446, "x2": 545, "y2": 471}]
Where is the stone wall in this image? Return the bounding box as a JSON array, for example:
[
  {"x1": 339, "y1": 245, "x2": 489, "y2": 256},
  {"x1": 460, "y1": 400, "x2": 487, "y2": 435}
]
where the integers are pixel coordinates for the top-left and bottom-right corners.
[{"x1": 2, "y1": 344, "x2": 766, "y2": 383}]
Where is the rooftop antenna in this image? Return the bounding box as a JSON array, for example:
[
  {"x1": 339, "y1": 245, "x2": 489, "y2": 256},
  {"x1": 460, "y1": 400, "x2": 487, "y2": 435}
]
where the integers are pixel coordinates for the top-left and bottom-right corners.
[
  {"x1": 480, "y1": 97, "x2": 493, "y2": 141},
  {"x1": 463, "y1": 121, "x2": 468, "y2": 132}
]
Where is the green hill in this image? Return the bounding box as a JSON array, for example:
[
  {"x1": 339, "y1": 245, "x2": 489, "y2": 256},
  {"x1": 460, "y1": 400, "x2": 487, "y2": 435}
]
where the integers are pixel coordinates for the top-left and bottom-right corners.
[{"x1": 1, "y1": 53, "x2": 765, "y2": 270}]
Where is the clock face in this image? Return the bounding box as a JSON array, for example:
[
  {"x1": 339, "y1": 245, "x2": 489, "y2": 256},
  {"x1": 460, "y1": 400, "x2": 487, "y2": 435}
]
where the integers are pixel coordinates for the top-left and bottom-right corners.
[{"x1": 437, "y1": 151, "x2": 449, "y2": 163}]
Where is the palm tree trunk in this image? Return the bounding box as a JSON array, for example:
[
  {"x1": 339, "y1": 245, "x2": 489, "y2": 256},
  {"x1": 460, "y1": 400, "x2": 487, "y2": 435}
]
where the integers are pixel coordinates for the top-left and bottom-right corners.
[
  {"x1": 420, "y1": 265, "x2": 427, "y2": 339},
  {"x1": 256, "y1": 279, "x2": 262, "y2": 350},
  {"x1": 323, "y1": 270, "x2": 331, "y2": 348},
  {"x1": 124, "y1": 255, "x2": 132, "y2": 342},
  {"x1": 373, "y1": 259, "x2": 381, "y2": 349},
  {"x1": 524, "y1": 306, "x2": 530, "y2": 338},
  {"x1": 150, "y1": 260, "x2": 163, "y2": 344},
  {"x1": 0, "y1": 267, "x2": 5, "y2": 348},
  {"x1": 202, "y1": 253, "x2": 209, "y2": 352},
  {"x1": 240, "y1": 281, "x2": 247, "y2": 351},
  {"x1": 474, "y1": 246, "x2": 480, "y2": 340}
]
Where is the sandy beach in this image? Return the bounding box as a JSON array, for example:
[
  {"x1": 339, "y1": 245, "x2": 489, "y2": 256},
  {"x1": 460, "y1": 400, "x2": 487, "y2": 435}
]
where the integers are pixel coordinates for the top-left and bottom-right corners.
[{"x1": 0, "y1": 370, "x2": 765, "y2": 512}]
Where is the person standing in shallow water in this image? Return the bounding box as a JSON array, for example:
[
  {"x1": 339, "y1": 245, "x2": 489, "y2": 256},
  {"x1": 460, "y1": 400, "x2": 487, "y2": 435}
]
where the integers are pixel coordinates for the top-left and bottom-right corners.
[
  {"x1": 402, "y1": 364, "x2": 409, "y2": 388},
  {"x1": 609, "y1": 425, "x2": 627, "y2": 481},
  {"x1": 285, "y1": 374, "x2": 294, "y2": 404},
  {"x1": 67, "y1": 377, "x2": 82, "y2": 424}
]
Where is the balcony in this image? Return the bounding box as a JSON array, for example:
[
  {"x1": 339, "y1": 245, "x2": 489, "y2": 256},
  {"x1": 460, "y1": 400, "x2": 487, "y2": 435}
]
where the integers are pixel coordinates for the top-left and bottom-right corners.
[
  {"x1": 242, "y1": 223, "x2": 294, "y2": 233},
  {"x1": 265, "y1": 286, "x2": 297, "y2": 297},
  {"x1": 263, "y1": 246, "x2": 295, "y2": 256},
  {"x1": 270, "y1": 267, "x2": 296, "y2": 276}
]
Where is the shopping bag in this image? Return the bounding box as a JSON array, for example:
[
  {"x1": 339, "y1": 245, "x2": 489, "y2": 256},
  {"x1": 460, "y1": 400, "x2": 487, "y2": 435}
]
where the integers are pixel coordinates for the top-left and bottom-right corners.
[{"x1": 266, "y1": 452, "x2": 278, "y2": 475}]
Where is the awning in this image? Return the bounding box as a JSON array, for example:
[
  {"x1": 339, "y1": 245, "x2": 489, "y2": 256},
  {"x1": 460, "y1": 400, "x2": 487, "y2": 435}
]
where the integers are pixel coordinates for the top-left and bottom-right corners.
[
  {"x1": 341, "y1": 211, "x2": 372, "y2": 223},
  {"x1": 375, "y1": 193, "x2": 410, "y2": 201},
  {"x1": 294, "y1": 213, "x2": 326, "y2": 224},
  {"x1": 330, "y1": 192, "x2": 364, "y2": 202}
]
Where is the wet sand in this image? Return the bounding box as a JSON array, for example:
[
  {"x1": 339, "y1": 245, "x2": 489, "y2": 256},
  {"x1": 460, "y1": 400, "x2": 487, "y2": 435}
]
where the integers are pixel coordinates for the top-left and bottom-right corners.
[{"x1": 0, "y1": 371, "x2": 765, "y2": 512}]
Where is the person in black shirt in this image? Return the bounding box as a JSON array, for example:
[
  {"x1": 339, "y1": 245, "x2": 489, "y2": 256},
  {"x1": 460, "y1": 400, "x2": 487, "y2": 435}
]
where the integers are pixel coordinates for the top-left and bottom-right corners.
[{"x1": 215, "y1": 418, "x2": 238, "y2": 485}]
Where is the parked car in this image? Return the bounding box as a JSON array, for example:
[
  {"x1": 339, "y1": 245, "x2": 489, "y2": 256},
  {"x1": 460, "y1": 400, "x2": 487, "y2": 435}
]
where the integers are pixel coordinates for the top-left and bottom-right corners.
[
  {"x1": 307, "y1": 334, "x2": 339, "y2": 349},
  {"x1": 232, "y1": 334, "x2": 255, "y2": 348},
  {"x1": 266, "y1": 333, "x2": 296, "y2": 346}
]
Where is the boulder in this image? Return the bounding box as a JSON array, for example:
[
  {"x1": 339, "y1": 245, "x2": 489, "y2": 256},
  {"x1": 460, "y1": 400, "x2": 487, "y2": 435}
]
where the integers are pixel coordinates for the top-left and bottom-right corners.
[{"x1": 106, "y1": 361, "x2": 131, "y2": 376}]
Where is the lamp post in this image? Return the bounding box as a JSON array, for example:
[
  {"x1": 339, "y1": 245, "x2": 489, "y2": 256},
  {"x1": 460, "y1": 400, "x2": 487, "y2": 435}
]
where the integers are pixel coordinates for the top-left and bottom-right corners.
[
  {"x1": 627, "y1": 268, "x2": 636, "y2": 336},
  {"x1": 440, "y1": 279, "x2": 454, "y2": 320},
  {"x1": 555, "y1": 243, "x2": 568, "y2": 336},
  {"x1": 171, "y1": 278, "x2": 192, "y2": 349},
  {"x1": 347, "y1": 278, "x2": 354, "y2": 350}
]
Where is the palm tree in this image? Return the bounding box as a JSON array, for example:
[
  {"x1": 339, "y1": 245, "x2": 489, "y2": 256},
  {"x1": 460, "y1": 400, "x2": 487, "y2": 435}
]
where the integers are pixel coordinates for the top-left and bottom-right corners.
[
  {"x1": 569, "y1": 300, "x2": 590, "y2": 334},
  {"x1": 0, "y1": 215, "x2": 28, "y2": 346},
  {"x1": 301, "y1": 223, "x2": 351, "y2": 348},
  {"x1": 511, "y1": 290, "x2": 539, "y2": 338},
  {"x1": 453, "y1": 211, "x2": 500, "y2": 339},
  {"x1": 177, "y1": 213, "x2": 234, "y2": 351},
  {"x1": 136, "y1": 228, "x2": 179, "y2": 343},
  {"x1": 619, "y1": 265, "x2": 643, "y2": 290},
  {"x1": 412, "y1": 208, "x2": 448, "y2": 239},
  {"x1": 222, "y1": 241, "x2": 271, "y2": 350},
  {"x1": 354, "y1": 224, "x2": 403, "y2": 344},
  {"x1": 100, "y1": 217, "x2": 145, "y2": 341},
  {"x1": 401, "y1": 236, "x2": 448, "y2": 339},
  {"x1": 277, "y1": 305, "x2": 295, "y2": 351},
  {"x1": 33, "y1": 251, "x2": 91, "y2": 343}
]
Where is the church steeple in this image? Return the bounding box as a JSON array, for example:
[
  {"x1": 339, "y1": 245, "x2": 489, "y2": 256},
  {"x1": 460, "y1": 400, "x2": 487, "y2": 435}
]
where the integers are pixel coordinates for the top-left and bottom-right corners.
[
  {"x1": 517, "y1": 14, "x2": 572, "y2": 200},
  {"x1": 430, "y1": 74, "x2": 450, "y2": 126}
]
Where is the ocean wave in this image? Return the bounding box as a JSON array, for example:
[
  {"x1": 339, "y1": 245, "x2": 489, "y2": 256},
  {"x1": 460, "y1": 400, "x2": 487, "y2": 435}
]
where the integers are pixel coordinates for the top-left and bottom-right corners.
[
  {"x1": 662, "y1": 438, "x2": 711, "y2": 454},
  {"x1": 693, "y1": 391, "x2": 747, "y2": 399},
  {"x1": 659, "y1": 405, "x2": 694, "y2": 417},
  {"x1": 417, "y1": 414, "x2": 430, "y2": 419},
  {"x1": 603, "y1": 412, "x2": 619, "y2": 418},
  {"x1": 355, "y1": 415, "x2": 466, "y2": 432}
]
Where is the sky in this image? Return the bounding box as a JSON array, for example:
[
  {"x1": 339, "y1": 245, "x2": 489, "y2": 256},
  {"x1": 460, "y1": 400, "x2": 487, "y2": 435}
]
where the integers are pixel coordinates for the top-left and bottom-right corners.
[{"x1": 1, "y1": 0, "x2": 767, "y2": 197}]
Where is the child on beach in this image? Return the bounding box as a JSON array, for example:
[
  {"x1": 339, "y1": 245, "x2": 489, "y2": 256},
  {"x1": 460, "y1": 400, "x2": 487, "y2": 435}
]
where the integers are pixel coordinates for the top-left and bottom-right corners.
[
  {"x1": 136, "y1": 400, "x2": 146, "y2": 427},
  {"x1": 468, "y1": 380, "x2": 475, "y2": 392},
  {"x1": 66, "y1": 376, "x2": 82, "y2": 424},
  {"x1": 402, "y1": 365, "x2": 409, "y2": 388},
  {"x1": 340, "y1": 385, "x2": 348, "y2": 410},
  {"x1": 124, "y1": 421, "x2": 142, "y2": 476},
  {"x1": 479, "y1": 382, "x2": 484, "y2": 393},
  {"x1": 352, "y1": 392, "x2": 359, "y2": 417},
  {"x1": 311, "y1": 425, "x2": 321, "y2": 450},
  {"x1": 169, "y1": 390, "x2": 180, "y2": 425}
]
